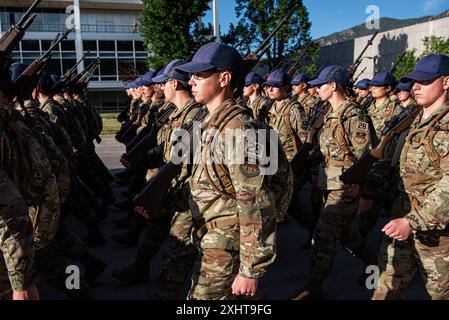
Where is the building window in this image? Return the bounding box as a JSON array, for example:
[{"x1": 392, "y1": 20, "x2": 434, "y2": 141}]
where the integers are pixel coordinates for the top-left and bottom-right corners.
[
  {"x1": 99, "y1": 41, "x2": 115, "y2": 52},
  {"x1": 83, "y1": 40, "x2": 97, "y2": 52},
  {"x1": 61, "y1": 40, "x2": 75, "y2": 51},
  {"x1": 21, "y1": 40, "x2": 40, "y2": 51},
  {"x1": 117, "y1": 41, "x2": 133, "y2": 51},
  {"x1": 134, "y1": 41, "x2": 145, "y2": 51}
]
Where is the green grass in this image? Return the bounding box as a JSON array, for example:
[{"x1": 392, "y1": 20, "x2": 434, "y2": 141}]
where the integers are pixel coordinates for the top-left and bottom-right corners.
[{"x1": 100, "y1": 112, "x2": 121, "y2": 135}]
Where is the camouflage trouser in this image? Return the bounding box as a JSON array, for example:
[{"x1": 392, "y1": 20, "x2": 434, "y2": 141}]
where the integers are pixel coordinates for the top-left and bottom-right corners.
[
  {"x1": 28, "y1": 175, "x2": 61, "y2": 250},
  {"x1": 137, "y1": 213, "x2": 172, "y2": 260},
  {"x1": 373, "y1": 192, "x2": 449, "y2": 300},
  {"x1": 310, "y1": 190, "x2": 366, "y2": 281},
  {"x1": 373, "y1": 233, "x2": 449, "y2": 300},
  {"x1": 188, "y1": 248, "x2": 239, "y2": 300},
  {"x1": 155, "y1": 210, "x2": 197, "y2": 299}
]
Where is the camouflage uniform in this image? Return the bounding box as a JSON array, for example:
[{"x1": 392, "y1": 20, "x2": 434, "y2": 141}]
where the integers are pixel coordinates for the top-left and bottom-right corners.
[
  {"x1": 310, "y1": 100, "x2": 375, "y2": 283},
  {"x1": 187, "y1": 99, "x2": 289, "y2": 300},
  {"x1": 267, "y1": 97, "x2": 308, "y2": 225},
  {"x1": 0, "y1": 106, "x2": 37, "y2": 299},
  {"x1": 139, "y1": 99, "x2": 202, "y2": 299},
  {"x1": 247, "y1": 95, "x2": 273, "y2": 124},
  {"x1": 296, "y1": 92, "x2": 319, "y2": 122},
  {"x1": 360, "y1": 97, "x2": 403, "y2": 236},
  {"x1": 373, "y1": 103, "x2": 449, "y2": 300}
]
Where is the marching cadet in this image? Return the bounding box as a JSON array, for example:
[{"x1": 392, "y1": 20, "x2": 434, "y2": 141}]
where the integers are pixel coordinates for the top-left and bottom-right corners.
[
  {"x1": 242, "y1": 72, "x2": 273, "y2": 123},
  {"x1": 291, "y1": 73, "x2": 319, "y2": 121},
  {"x1": 397, "y1": 81, "x2": 416, "y2": 109},
  {"x1": 264, "y1": 69, "x2": 307, "y2": 224},
  {"x1": 0, "y1": 71, "x2": 39, "y2": 300},
  {"x1": 290, "y1": 66, "x2": 377, "y2": 300},
  {"x1": 353, "y1": 78, "x2": 371, "y2": 105},
  {"x1": 113, "y1": 60, "x2": 202, "y2": 290},
  {"x1": 358, "y1": 72, "x2": 403, "y2": 238},
  {"x1": 373, "y1": 54, "x2": 449, "y2": 300},
  {"x1": 175, "y1": 42, "x2": 292, "y2": 299}
]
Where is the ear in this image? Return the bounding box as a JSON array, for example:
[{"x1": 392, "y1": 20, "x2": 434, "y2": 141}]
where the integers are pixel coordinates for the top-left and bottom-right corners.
[
  {"x1": 219, "y1": 71, "x2": 232, "y2": 88},
  {"x1": 443, "y1": 76, "x2": 449, "y2": 90},
  {"x1": 330, "y1": 82, "x2": 338, "y2": 91},
  {"x1": 174, "y1": 80, "x2": 183, "y2": 90}
]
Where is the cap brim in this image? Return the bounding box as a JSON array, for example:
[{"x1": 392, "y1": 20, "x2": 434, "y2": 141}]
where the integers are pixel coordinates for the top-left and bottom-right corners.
[
  {"x1": 263, "y1": 81, "x2": 285, "y2": 87},
  {"x1": 152, "y1": 74, "x2": 169, "y2": 83},
  {"x1": 400, "y1": 71, "x2": 439, "y2": 83},
  {"x1": 365, "y1": 80, "x2": 385, "y2": 86},
  {"x1": 175, "y1": 62, "x2": 215, "y2": 74},
  {"x1": 307, "y1": 78, "x2": 326, "y2": 87}
]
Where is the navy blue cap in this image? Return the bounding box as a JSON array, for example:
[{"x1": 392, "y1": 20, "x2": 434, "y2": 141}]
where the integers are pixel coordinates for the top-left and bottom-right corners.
[
  {"x1": 176, "y1": 42, "x2": 245, "y2": 74},
  {"x1": 397, "y1": 81, "x2": 414, "y2": 91},
  {"x1": 152, "y1": 59, "x2": 189, "y2": 83},
  {"x1": 308, "y1": 65, "x2": 350, "y2": 88},
  {"x1": 132, "y1": 76, "x2": 145, "y2": 87},
  {"x1": 244, "y1": 72, "x2": 264, "y2": 86},
  {"x1": 400, "y1": 54, "x2": 449, "y2": 83},
  {"x1": 151, "y1": 69, "x2": 165, "y2": 84},
  {"x1": 291, "y1": 73, "x2": 309, "y2": 86},
  {"x1": 9, "y1": 62, "x2": 28, "y2": 82},
  {"x1": 263, "y1": 69, "x2": 290, "y2": 87},
  {"x1": 366, "y1": 71, "x2": 397, "y2": 87},
  {"x1": 354, "y1": 78, "x2": 370, "y2": 90},
  {"x1": 140, "y1": 70, "x2": 156, "y2": 86}
]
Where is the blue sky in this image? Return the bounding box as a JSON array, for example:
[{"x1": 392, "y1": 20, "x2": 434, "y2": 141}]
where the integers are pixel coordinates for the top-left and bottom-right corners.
[{"x1": 203, "y1": 0, "x2": 449, "y2": 39}]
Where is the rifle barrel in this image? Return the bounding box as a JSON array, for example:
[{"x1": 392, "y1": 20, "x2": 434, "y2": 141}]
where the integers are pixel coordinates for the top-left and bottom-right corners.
[
  {"x1": 17, "y1": 0, "x2": 42, "y2": 28},
  {"x1": 254, "y1": 5, "x2": 298, "y2": 55}
]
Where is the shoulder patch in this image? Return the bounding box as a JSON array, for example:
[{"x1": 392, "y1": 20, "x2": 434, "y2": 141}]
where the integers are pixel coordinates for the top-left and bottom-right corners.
[{"x1": 239, "y1": 163, "x2": 261, "y2": 178}]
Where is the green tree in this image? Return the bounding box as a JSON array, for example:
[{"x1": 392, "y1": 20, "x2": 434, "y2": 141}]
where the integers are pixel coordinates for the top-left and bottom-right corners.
[
  {"x1": 223, "y1": 0, "x2": 314, "y2": 72},
  {"x1": 140, "y1": 0, "x2": 211, "y2": 69},
  {"x1": 393, "y1": 36, "x2": 449, "y2": 79},
  {"x1": 422, "y1": 36, "x2": 449, "y2": 56},
  {"x1": 392, "y1": 49, "x2": 419, "y2": 79}
]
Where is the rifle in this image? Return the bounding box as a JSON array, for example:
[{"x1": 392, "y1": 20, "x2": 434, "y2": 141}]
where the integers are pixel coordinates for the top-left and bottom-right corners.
[
  {"x1": 287, "y1": 42, "x2": 313, "y2": 77},
  {"x1": 133, "y1": 8, "x2": 298, "y2": 217},
  {"x1": 351, "y1": 31, "x2": 378, "y2": 77},
  {"x1": 390, "y1": 51, "x2": 407, "y2": 75},
  {"x1": 310, "y1": 60, "x2": 330, "y2": 80},
  {"x1": 353, "y1": 66, "x2": 367, "y2": 83},
  {"x1": 339, "y1": 104, "x2": 421, "y2": 185},
  {"x1": 235, "y1": 31, "x2": 253, "y2": 50},
  {"x1": 14, "y1": 28, "x2": 74, "y2": 88},
  {"x1": 124, "y1": 103, "x2": 177, "y2": 171},
  {"x1": 0, "y1": 0, "x2": 42, "y2": 70},
  {"x1": 62, "y1": 50, "x2": 91, "y2": 81},
  {"x1": 290, "y1": 100, "x2": 330, "y2": 178}
]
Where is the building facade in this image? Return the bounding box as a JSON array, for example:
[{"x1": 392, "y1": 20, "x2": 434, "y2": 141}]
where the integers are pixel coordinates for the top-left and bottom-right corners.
[{"x1": 0, "y1": 0, "x2": 147, "y2": 111}]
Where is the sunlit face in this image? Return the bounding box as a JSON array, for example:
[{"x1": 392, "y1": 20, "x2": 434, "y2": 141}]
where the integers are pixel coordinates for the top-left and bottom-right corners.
[
  {"x1": 397, "y1": 90, "x2": 412, "y2": 102},
  {"x1": 141, "y1": 84, "x2": 154, "y2": 100},
  {"x1": 308, "y1": 86, "x2": 317, "y2": 96},
  {"x1": 243, "y1": 83, "x2": 257, "y2": 97},
  {"x1": 266, "y1": 85, "x2": 289, "y2": 101},
  {"x1": 188, "y1": 70, "x2": 222, "y2": 105},
  {"x1": 358, "y1": 89, "x2": 370, "y2": 99},
  {"x1": 412, "y1": 76, "x2": 449, "y2": 108},
  {"x1": 163, "y1": 80, "x2": 176, "y2": 103},
  {"x1": 292, "y1": 82, "x2": 307, "y2": 95},
  {"x1": 153, "y1": 83, "x2": 165, "y2": 99},
  {"x1": 316, "y1": 83, "x2": 333, "y2": 101},
  {"x1": 369, "y1": 85, "x2": 391, "y2": 99}
]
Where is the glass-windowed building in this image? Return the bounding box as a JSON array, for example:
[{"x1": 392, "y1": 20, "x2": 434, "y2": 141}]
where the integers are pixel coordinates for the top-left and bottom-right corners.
[{"x1": 0, "y1": 0, "x2": 147, "y2": 111}]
